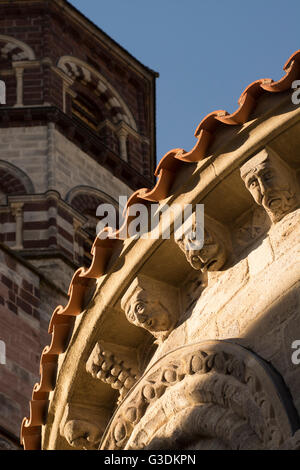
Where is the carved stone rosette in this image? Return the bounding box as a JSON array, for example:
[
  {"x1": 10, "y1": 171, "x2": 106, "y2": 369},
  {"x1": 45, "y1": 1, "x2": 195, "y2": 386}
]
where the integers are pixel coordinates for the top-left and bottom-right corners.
[{"x1": 100, "y1": 341, "x2": 300, "y2": 450}]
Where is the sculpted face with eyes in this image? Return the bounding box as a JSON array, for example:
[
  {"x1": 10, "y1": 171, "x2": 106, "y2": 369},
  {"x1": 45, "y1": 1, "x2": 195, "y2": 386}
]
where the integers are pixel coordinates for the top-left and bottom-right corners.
[
  {"x1": 121, "y1": 275, "x2": 178, "y2": 342},
  {"x1": 240, "y1": 149, "x2": 299, "y2": 223},
  {"x1": 124, "y1": 289, "x2": 172, "y2": 333},
  {"x1": 176, "y1": 218, "x2": 229, "y2": 273}
]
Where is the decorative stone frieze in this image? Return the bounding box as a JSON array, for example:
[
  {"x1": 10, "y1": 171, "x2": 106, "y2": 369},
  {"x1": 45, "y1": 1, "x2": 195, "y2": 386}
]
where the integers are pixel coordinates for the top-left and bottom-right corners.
[
  {"x1": 121, "y1": 275, "x2": 179, "y2": 343},
  {"x1": 100, "y1": 341, "x2": 300, "y2": 450},
  {"x1": 86, "y1": 341, "x2": 141, "y2": 403},
  {"x1": 240, "y1": 148, "x2": 300, "y2": 224}
]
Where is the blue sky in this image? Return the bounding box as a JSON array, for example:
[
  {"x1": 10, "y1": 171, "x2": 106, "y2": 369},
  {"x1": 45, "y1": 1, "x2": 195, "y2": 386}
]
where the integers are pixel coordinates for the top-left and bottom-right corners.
[{"x1": 69, "y1": 0, "x2": 300, "y2": 165}]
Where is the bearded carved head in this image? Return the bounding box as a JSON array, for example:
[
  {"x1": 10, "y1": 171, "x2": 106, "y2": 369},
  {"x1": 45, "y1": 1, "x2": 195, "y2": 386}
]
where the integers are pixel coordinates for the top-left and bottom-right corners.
[{"x1": 240, "y1": 149, "x2": 299, "y2": 223}]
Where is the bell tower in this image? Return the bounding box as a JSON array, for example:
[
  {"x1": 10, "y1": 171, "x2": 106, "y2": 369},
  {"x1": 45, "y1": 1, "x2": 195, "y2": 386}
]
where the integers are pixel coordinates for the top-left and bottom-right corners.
[
  {"x1": 0, "y1": 0, "x2": 157, "y2": 287},
  {"x1": 0, "y1": 0, "x2": 157, "y2": 448}
]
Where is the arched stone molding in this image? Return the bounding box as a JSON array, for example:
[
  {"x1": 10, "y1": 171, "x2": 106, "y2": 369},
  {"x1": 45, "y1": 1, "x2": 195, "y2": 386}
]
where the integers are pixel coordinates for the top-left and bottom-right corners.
[
  {"x1": 0, "y1": 35, "x2": 39, "y2": 107},
  {"x1": 0, "y1": 162, "x2": 33, "y2": 250},
  {"x1": 0, "y1": 160, "x2": 34, "y2": 196},
  {"x1": 66, "y1": 185, "x2": 120, "y2": 235},
  {"x1": 0, "y1": 34, "x2": 36, "y2": 61},
  {"x1": 66, "y1": 185, "x2": 119, "y2": 209},
  {"x1": 100, "y1": 341, "x2": 300, "y2": 450},
  {"x1": 57, "y1": 56, "x2": 137, "y2": 131}
]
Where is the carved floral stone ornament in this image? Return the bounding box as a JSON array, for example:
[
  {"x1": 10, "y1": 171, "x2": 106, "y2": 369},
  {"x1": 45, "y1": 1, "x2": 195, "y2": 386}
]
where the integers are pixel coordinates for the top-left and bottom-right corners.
[
  {"x1": 121, "y1": 275, "x2": 179, "y2": 343},
  {"x1": 240, "y1": 148, "x2": 300, "y2": 223},
  {"x1": 100, "y1": 342, "x2": 300, "y2": 450},
  {"x1": 175, "y1": 215, "x2": 231, "y2": 272}
]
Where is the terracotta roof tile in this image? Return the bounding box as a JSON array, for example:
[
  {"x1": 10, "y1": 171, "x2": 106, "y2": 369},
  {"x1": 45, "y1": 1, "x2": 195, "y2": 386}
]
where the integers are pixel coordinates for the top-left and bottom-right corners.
[{"x1": 20, "y1": 49, "x2": 300, "y2": 450}]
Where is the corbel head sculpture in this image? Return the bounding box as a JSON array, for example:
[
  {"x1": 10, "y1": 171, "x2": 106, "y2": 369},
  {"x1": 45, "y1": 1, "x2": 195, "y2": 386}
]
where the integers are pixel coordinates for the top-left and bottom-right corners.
[
  {"x1": 60, "y1": 404, "x2": 110, "y2": 450},
  {"x1": 175, "y1": 215, "x2": 230, "y2": 273},
  {"x1": 121, "y1": 275, "x2": 179, "y2": 343},
  {"x1": 63, "y1": 419, "x2": 102, "y2": 450},
  {"x1": 240, "y1": 149, "x2": 299, "y2": 223}
]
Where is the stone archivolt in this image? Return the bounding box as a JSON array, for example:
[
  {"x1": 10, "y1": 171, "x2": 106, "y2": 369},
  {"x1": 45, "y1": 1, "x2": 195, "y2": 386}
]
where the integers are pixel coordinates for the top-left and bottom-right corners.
[
  {"x1": 0, "y1": 34, "x2": 36, "y2": 61},
  {"x1": 57, "y1": 56, "x2": 137, "y2": 131},
  {"x1": 21, "y1": 50, "x2": 300, "y2": 451},
  {"x1": 100, "y1": 342, "x2": 300, "y2": 451}
]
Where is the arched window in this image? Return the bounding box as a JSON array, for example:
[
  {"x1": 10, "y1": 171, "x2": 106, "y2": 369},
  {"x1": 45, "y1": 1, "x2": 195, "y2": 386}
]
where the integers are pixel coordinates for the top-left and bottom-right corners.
[
  {"x1": 0, "y1": 35, "x2": 37, "y2": 107},
  {"x1": 57, "y1": 56, "x2": 137, "y2": 130},
  {"x1": 0, "y1": 161, "x2": 34, "y2": 201},
  {"x1": 71, "y1": 90, "x2": 103, "y2": 132},
  {"x1": 0, "y1": 34, "x2": 35, "y2": 62},
  {"x1": 67, "y1": 187, "x2": 120, "y2": 238}
]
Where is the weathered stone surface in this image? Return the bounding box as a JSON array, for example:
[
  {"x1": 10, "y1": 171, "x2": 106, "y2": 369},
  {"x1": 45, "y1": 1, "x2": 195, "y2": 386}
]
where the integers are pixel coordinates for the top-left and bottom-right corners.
[
  {"x1": 100, "y1": 342, "x2": 299, "y2": 450},
  {"x1": 41, "y1": 84, "x2": 300, "y2": 451}
]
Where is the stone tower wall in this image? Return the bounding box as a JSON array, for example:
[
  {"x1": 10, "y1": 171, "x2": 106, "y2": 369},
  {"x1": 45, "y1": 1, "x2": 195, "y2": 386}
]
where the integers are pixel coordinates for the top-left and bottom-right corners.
[{"x1": 0, "y1": 0, "x2": 157, "y2": 448}]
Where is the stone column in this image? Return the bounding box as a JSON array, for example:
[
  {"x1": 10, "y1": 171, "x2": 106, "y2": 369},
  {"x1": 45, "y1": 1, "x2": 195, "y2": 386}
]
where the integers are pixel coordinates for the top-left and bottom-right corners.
[
  {"x1": 14, "y1": 67, "x2": 24, "y2": 107},
  {"x1": 0, "y1": 80, "x2": 6, "y2": 105},
  {"x1": 63, "y1": 80, "x2": 76, "y2": 114},
  {"x1": 50, "y1": 66, "x2": 74, "y2": 113},
  {"x1": 117, "y1": 126, "x2": 128, "y2": 162},
  {"x1": 11, "y1": 202, "x2": 24, "y2": 250},
  {"x1": 73, "y1": 219, "x2": 82, "y2": 263},
  {"x1": 47, "y1": 123, "x2": 55, "y2": 190}
]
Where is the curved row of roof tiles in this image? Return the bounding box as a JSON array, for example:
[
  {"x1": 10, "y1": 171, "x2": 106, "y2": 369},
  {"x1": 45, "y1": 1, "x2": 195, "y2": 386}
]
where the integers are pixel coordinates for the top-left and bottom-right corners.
[{"x1": 20, "y1": 49, "x2": 300, "y2": 450}]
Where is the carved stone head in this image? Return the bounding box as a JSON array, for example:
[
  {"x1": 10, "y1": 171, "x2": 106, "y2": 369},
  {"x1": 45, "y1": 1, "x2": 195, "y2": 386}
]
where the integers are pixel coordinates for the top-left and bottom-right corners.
[
  {"x1": 121, "y1": 275, "x2": 179, "y2": 343},
  {"x1": 63, "y1": 419, "x2": 102, "y2": 450},
  {"x1": 240, "y1": 149, "x2": 299, "y2": 223},
  {"x1": 176, "y1": 216, "x2": 230, "y2": 272},
  {"x1": 60, "y1": 404, "x2": 110, "y2": 450}
]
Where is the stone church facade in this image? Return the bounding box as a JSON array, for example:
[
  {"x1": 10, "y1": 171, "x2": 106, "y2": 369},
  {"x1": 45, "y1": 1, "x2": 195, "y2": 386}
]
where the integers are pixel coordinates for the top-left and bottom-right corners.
[
  {"x1": 0, "y1": 0, "x2": 157, "y2": 449},
  {"x1": 20, "y1": 48, "x2": 300, "y2": 450},
  {"x1": 1, "y1": 1, "x2": 300, "y2": 453}
]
